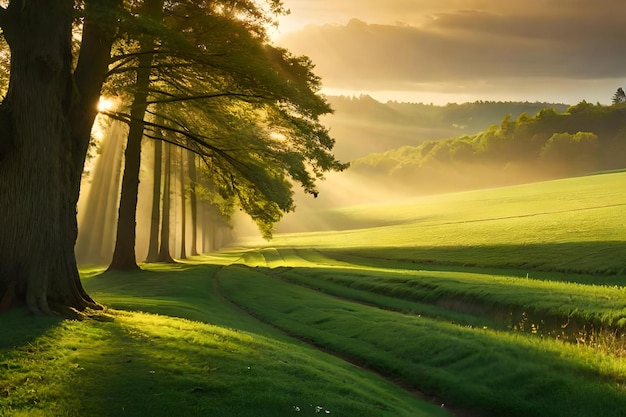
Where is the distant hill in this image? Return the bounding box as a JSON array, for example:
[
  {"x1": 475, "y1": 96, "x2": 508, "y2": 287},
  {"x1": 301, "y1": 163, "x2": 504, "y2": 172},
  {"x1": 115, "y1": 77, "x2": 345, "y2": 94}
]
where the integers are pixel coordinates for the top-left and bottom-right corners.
[
  {"x1": 324, "y1": 95, "x2": 568, "y2": 160},
  {"x1": 349, "y1": 101, "x2": 626, "y2": 194}
]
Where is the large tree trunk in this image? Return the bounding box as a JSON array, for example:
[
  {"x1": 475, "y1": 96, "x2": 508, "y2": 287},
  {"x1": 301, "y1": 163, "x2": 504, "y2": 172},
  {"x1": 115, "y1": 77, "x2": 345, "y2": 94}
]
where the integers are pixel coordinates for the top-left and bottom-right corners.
[
  {"x1": 0, "y1": 0, "x2": 118, "y2": 315},
  {"x1": 108, "y1": 0, "x2": 164, "y2": 271},
  {"x1": 107, "y1": 58, "x2": 152, "y2": 270}
]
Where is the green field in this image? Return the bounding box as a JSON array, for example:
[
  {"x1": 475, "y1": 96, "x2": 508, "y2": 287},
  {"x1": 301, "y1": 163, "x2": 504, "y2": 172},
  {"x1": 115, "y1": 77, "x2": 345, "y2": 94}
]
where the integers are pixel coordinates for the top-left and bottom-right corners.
[{"x1": 2, "y1": 171, "x2": 626, "y2": 416}]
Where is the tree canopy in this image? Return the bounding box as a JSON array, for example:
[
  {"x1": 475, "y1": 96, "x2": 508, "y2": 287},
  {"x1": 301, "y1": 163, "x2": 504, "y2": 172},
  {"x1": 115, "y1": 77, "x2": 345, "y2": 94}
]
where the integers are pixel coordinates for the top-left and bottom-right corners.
[
  {"x1": 612, "y1": 87, "x2": 626, "y2": 105},
  {"x1": 0, "y1": 0, "x2": 345, "y2": 314},
  {"x1": 104, "y1": 0, "x2": 346, "y2": 241},
  {"x1": 351, "y1": 102, "x2": 626, "y2": 194}
]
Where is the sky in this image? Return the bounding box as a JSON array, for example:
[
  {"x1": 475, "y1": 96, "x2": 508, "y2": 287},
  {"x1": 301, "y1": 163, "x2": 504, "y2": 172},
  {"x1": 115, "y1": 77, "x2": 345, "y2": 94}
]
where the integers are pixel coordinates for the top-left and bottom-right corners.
[{"x1": 273, "y1": 0, "x2": 626, "y2": 105}]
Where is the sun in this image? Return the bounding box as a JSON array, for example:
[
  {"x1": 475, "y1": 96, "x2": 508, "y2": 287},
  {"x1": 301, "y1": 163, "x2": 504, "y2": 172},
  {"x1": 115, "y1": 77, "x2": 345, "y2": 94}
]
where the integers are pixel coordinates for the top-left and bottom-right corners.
[{"x1": 97, "y1": 96, "x2": 118, "y2": 112}]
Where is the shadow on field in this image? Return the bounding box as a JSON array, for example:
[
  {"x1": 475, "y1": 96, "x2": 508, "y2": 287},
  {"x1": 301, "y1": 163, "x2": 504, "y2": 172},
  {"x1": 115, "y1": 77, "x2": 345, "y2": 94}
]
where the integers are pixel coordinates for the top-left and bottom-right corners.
[
  {"x1": 317, "y1": 240, "x2": 626, "y2": 282},
  {"x1": 0, "y1": 308, "x2": 61, "y2": 350},
  {"x1": 62, "y1": 316, "x2": 236, "y2": 417},
  {"x1": 82, "y1": 265, "x2": 294, "y2": 337}
]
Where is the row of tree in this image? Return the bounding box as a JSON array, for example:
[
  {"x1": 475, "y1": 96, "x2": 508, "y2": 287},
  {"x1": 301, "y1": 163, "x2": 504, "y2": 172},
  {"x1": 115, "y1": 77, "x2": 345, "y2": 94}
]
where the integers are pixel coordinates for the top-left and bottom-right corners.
[
  {"x1": 328, "y1": 94, "x2": 570, "y2": 133},
  {"x1": 0, "y1": 0, "x2": 345, "y2": 315},
  {"x1": 76, "y1": 121, "x2": 233, "y2": 266},
  {"x1": 352, "y1": 100, "x2": 626, "y2": 193}
]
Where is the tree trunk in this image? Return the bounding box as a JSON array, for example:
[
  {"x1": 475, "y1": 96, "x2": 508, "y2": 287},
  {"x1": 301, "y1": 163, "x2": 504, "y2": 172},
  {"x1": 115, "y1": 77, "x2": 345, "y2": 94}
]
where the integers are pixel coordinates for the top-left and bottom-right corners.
[
  {"x1": 107, "y1": 61, "x2": 152, "y2": 270},
  {"x1": 179, "y1": 147, "x2": 187, "y2": 260},
  {"x1": 108, "y1": 0, "x2": 164, "y2": 270},
  {"x1": 0, "y1": 0, "x2": 118, "y2": 315},
  {"x1": 201, "y1": 201, "x2": 212, "y2": 253},
  {"x1": 158, "y1": 142, "x2": 175, "y2": 263},
  {"x1": 145, "y1": 139, "x2": 162, "y2": 262},
  {"x1": 188, "y1": 151, "x2": 199, "y2": 256}
]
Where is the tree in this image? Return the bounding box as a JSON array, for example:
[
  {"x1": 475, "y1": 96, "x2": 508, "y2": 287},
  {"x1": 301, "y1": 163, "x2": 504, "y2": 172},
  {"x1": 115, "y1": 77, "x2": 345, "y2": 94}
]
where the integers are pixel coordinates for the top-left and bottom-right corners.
[
  {"x1": 145, "y1": 136, "x2": 163, "y2": 263},
  {"x1": 612, "y1": 87, "x2": 626, "y2": 105},
  {"x1": 0, "y1": 0, "x2": 121, "y2": 315},
  {"x1": 540, "y1": 131, "x2": 600, "y2": 175},
  {"x1": 187, "y1": 150, "x2": 199, "y2": 256},
  {"x1": 104, "y1": 0, "x2": 346, "y2": 269},
  {"x1": 0, "y1": 0, "x2": 345, "y2": 313},
  {"x1": 178, "y1": 147, "x2": 187, "y2": 260},
  {"x1": 108, "y1": 0, "x2": 164, "y2": 271},
  {"x1": 158, "y1": 141, "x2": 175, "y2": 263}
]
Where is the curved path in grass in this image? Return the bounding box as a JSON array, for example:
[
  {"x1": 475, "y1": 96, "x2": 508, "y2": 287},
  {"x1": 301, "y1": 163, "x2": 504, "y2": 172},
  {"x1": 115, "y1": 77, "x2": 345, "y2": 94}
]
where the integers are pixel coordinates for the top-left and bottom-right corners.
[
  {"x1": 210, "y1": 264, "x2": 480, "y2": 417},
  {"x1": 214, "y1": 247, "x2": 626, "y2": 417}
]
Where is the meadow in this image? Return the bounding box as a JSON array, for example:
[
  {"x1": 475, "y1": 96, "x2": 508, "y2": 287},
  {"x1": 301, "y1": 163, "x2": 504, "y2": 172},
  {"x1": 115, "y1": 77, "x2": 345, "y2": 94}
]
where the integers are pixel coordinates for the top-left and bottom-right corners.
[{"x1": 2, "y1": 170, "x2": 626, "y2": 416}]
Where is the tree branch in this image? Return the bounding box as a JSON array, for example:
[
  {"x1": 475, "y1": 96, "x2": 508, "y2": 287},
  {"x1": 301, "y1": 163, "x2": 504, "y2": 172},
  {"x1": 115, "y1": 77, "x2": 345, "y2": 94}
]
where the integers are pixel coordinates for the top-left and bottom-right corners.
[
  {"x1": 109, "y1": 49, "x2": 225, "y2": 65},
  {"x1": 105, "y1": 61, "x2": 199, "y2": 77},
  {"x1": 145, "y1": 92, "x2": 273, "y2": 105},
  {"x1": 101, "y1": 109, "x2": 262, "y2": 180},
  {"x1": 101, "y1": 109, "x2": 231, "y2": 159}
]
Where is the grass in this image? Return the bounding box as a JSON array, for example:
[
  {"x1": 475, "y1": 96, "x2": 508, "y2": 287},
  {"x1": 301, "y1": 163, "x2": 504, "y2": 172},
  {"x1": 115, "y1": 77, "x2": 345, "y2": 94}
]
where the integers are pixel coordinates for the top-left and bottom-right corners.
[
  {"x1": 2, "y1": 171, "x2": 626, "y2": 416},
  {"x1": 0, "y1": 264, "x2": 449, "y2": 417},
  {"x1": 242, "y1": 171, "x2": 626, "y2": 277},
  {"x1": 216, "y1": 265, "x2": 626, "y2": 417}
]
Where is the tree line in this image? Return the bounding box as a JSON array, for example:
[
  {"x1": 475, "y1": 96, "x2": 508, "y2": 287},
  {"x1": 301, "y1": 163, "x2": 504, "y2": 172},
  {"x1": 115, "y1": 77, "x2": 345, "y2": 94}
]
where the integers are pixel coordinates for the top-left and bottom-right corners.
[
  {"x1": 328, "y1": 94, "x2": 570, "y2": 134},
  {"x1": 352, "y1": 99, "x2": 626, "y2": 193},
  {"x1": 0, "y1": 0, "x2": 345, "y2": 315}
]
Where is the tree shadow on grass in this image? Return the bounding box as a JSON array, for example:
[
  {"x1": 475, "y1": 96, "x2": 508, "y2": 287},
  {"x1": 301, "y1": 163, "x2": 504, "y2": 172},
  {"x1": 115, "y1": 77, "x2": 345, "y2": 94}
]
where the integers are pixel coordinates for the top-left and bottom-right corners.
[
  {"x1": 82, "y1": 264, "x2": 278, "y2": 333},
  {"x1": 57, "y1": 311, "x2": 446, "y2": 417},
  {"x1": 0, "y1": 308, "x2": 61, "y2": 350}
]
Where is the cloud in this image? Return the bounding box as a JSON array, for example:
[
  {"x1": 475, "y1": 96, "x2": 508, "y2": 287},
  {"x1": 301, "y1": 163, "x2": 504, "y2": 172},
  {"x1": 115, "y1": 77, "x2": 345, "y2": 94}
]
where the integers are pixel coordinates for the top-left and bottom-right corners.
[{"x1": 277, "y1": 1, "x2": 626, "y2": 102}]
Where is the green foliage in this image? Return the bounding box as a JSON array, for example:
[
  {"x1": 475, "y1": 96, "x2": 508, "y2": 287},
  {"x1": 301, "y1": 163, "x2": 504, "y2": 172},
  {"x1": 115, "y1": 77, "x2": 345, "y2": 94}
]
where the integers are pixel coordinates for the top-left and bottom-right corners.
[
  {"x1": 323, "y1": 95, "x2": 571, "y2": 159},
  {"x1": 352, "y1": 102, "x2": 626, "y2": 193},
  {"x1": 612, "y1": 87, "x2": 626, "y2": 105},
  {"x1": 541, "y1": 131, "x2": 599, "y2": 174},
  {"x1": 95, "y1": 0, "x2": 345, "y2": 238}
]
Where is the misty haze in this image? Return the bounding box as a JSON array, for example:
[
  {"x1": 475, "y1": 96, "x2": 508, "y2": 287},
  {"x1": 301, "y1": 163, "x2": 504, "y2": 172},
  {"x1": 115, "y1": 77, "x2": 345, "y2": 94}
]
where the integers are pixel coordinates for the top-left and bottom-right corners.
[{"x1": 1, "y1": 2, "x2": 626, "y2": 417}]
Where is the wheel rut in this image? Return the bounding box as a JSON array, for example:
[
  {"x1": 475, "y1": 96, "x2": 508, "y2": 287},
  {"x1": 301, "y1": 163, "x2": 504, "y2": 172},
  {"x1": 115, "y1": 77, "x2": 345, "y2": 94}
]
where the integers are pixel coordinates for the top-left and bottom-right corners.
[{"x1": 211, "y1": 266, "x2": 487, "y2": 417}]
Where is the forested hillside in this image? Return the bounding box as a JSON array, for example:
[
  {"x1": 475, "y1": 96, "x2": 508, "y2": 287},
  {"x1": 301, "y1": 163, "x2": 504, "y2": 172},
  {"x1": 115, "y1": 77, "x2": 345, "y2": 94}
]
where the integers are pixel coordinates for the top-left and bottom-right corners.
[
  {"x1": 324, "y1": 95, "x2": 568, "y2": 160},
  {"x1": 349, "y1": 101, "x2": 626, "y2": 194}
]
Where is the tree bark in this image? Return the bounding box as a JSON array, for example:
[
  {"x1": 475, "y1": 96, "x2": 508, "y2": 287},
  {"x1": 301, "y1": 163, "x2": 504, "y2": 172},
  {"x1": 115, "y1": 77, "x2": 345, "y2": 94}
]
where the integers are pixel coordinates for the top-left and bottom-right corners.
[
  {"x1": 108, "y1": 0, "x2": 164, "y2": 270},
  {"x1": 0, "y1": 0, "x2": 118, "y2": 315},
  {"x1": 158, "y1": 142, "x2": 175, "y2": 263},
  {"x1": 179, "y1": 147, "x2": 187, "y2": 260},
  {"x1": 145, "y1": 139, "x2": 162, "y2": 262},
  {"x1": 187, "y1": 151, "x2": 199, "y2": 256}
]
